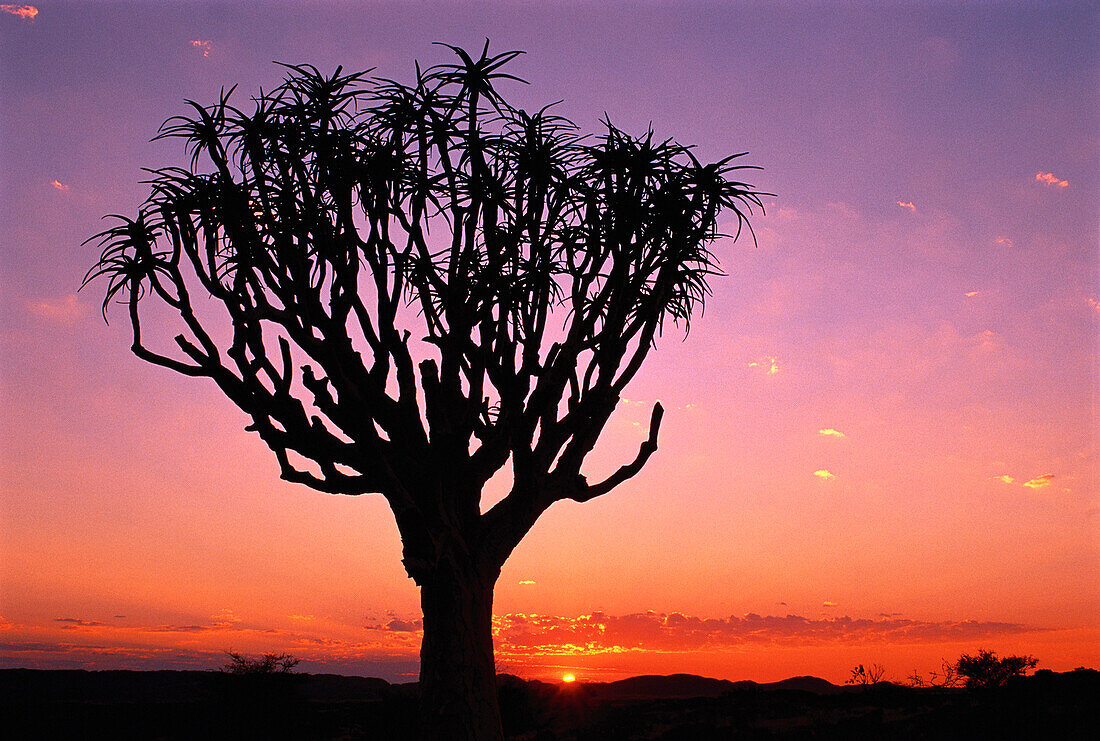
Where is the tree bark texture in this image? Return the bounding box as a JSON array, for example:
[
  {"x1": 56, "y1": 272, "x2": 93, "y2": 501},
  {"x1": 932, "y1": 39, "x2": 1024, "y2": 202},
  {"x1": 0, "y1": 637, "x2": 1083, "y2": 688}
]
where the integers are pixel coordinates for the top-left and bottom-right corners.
[{"x1": 417, "y1": 556, "x2": 503, "y2": 741}]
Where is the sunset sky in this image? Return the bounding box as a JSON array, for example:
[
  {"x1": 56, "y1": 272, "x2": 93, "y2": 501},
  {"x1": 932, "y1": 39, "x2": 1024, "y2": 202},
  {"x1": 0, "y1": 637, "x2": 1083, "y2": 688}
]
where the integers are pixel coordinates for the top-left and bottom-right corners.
[{"x1": 1, "y1": 1, "x2": 1097, "y2": 684}]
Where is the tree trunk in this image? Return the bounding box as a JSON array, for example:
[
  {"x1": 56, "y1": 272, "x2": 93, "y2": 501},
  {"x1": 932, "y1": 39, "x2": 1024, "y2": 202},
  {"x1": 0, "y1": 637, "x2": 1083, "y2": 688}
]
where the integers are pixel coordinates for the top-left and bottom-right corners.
[{"x1": 417, "y1": 556, "x2": 503, "y2": 741}]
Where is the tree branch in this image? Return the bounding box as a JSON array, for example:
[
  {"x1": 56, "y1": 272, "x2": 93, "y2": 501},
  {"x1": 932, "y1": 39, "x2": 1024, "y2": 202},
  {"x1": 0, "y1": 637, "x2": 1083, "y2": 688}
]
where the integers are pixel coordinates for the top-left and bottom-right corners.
[{"x1": 567, "y1": 401, "x2": 663, "y2": 502}]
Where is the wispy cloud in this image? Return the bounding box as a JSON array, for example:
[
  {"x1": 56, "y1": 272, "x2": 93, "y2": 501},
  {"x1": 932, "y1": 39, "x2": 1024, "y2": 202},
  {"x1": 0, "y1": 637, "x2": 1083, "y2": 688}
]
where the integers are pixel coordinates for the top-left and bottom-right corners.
[
  {"x1": 964, "y1": 291, "x2": 979, "y2": 298},
  {"x1": 149, "y1": 624, "x2": 234, "y2": 634},
  {"x1": 25, "y1": 294, "x2": 85, "y2": 324},
  {"x1": 749, "y1": 356, "x2": 780, "y2": 375},
  {"x1": 288, "y1": 614, "x2": 315, "y2": 622},
  {"x1": 49, "y1": 179, "x2": 69, "y2": 192},
  {"x1": 813, "y1": 469, "x2": 835, "y2": 481},
  {"x1": 54, "y1": 618, "x2": 106, "y2": 629},
  {"x1": 1, "y1": 4, "x2": 37, "y2": 21},
  {"x1": 377, "y1": 618, "x2": 421, "y2": 632},
  {"x1": 994, "y1": 236, "x2": 1014, "y2": 248},
  {"x1": 1035, "y1": 171, "x2": 1068, "y2": 188},
  {"x1": 896, "y1": 200, "x2": 916, "y2": 212},
  {"x1": 994, "y1": 473, "x2": 1061, "y2": 491},
  {"x1": 519, "y1": 580, "x2": 536, "y2": 585},
  {"x1": 818, "y1": 428, "x2": 845, "y2": 438},
  {"x1": 822, "y1": 601, "x2": 838, "y2": 607},
  {"x1": 209, "y1": 609, "x2": 242, "y2": 626},
  {"x1": 191, "y1": 39, "x2": 212, "y2": 57}
]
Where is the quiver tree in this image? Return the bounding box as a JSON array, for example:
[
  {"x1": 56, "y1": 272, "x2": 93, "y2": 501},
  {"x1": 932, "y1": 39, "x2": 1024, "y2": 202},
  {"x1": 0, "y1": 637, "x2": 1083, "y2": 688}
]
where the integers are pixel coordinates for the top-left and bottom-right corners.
[{"x1": 85, "y1": 42, "x2": 763, "y2": 740}]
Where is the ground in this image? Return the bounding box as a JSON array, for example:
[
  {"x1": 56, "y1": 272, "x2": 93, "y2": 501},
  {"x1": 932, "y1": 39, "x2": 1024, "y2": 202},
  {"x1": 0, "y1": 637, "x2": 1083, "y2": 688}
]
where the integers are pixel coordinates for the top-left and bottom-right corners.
[{"x1": 2, "y1": 667, "x2": 1096, "y2": 739}]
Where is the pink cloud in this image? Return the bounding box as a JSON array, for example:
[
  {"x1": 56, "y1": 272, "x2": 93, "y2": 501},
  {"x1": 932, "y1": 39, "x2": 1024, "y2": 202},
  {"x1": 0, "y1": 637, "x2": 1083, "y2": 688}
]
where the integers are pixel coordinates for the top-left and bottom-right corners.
[
  {"x1": 49, "y1": 179, "x2": 69, "y2": 192},
  {"x1": 994, "y1": 236, "x2": 1014, "y2": 248},
  {"x1": 1035, "y1": 171, "x2": 1068, "y2": 188},
  {"x1": 191, "y1": 39, "x2": 212, "y2": 57},
  {"x1": 1, "y1": 4, "x2": 37, "y2": 21},
  {"x1": 25, "y1": 294, "x2": 85, "y2": 324},
  {"x1": 896, "y1": 200, "x2": 916, "y2": 212},
  {"x1": 1023, "y1": 474, "x2": 1055, "y2": 489}
]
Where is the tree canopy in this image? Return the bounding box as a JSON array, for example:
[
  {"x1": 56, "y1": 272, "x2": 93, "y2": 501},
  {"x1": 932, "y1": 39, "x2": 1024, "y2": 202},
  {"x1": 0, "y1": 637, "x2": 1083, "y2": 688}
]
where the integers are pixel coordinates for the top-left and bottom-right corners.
[{"x1": 85, "y1": 42, "x2": 762, "y2": 573}]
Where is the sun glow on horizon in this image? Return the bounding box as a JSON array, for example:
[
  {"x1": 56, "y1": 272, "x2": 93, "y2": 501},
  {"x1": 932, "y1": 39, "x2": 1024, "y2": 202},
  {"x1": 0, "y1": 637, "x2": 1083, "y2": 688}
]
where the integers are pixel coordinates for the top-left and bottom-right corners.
[{"x1": 562, "y1": 673, "x2": 576, "y2": 683}]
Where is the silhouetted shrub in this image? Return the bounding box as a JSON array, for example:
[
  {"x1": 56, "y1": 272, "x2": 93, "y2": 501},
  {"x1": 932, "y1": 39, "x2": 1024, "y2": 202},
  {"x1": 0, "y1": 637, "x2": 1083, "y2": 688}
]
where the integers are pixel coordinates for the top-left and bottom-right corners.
[
  {"x1": 846, "y1": 663, "x2": 886, "y2": 685},
  {"x1": 221, "y1": 651, "x2": 300, "y2": 675},
  {"x1": 930, "y1": 657, "x2": 962, "y2": 687},
  {"x1": 955, "y1": 650, "x2": 1037, "y2": 689}
]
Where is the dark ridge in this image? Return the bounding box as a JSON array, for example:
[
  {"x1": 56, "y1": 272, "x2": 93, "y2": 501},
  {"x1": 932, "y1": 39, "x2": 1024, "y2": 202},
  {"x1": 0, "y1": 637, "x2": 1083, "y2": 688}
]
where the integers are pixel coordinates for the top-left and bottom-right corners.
[
  {"x1": 588, "y1": 673, "x2": 740, "y2": 699},
  {"x1": 2, "y1": 667, "x2": 1097, "y2": 740},
  {"x1": 764, "y1": 674, "x2": 848, "y2": 694}
]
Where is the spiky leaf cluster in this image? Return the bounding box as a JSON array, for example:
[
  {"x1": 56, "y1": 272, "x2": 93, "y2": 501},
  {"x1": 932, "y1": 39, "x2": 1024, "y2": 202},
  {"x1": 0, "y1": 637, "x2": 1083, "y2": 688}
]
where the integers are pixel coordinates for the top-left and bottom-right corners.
[{"x1": 85, "y1": 43, "x2": 763, "y2": 571}]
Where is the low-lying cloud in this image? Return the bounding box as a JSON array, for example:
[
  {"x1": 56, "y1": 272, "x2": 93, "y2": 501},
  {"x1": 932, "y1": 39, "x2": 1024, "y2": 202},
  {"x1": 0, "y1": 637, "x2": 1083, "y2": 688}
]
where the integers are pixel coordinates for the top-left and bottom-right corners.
[
  {"x1": 490, "y1": 611, "x2": 1034, "y2": 655},
  {"x1": 0, "y1": 609, "x2": 1042, "y2": 677}
]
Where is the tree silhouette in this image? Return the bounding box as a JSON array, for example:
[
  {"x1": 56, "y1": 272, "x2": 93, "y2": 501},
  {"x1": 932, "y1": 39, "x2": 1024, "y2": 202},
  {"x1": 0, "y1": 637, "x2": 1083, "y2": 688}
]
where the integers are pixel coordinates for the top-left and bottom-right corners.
[
  {"x1": 845, "y1": 663, "x2": 886, "y2": 685},
  {"x1": 85, "y1": 42, "x2": 763, "y2": 739},
  {"x1": 955, "y1": 650, "x2": 1038, "y2": 689},
  {"x1": 221, "y1": 651, "x2": 300, "y2": 674}
]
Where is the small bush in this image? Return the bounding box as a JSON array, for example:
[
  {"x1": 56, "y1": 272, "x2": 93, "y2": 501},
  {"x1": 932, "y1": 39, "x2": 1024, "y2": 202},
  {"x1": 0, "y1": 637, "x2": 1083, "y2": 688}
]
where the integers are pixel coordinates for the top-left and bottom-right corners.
[
  {"x1": 928, "y1": 657, "x2": 961, "y2": 688},
  {"x1": 221, "y1": 651, "x2": 301, "y2": 675},
  {"x1": 955, "y1": 649, "x2": 1037, "y2": 689},
  {"x1": 846, "y1": 663, "x2": 886, "y2": 685}
]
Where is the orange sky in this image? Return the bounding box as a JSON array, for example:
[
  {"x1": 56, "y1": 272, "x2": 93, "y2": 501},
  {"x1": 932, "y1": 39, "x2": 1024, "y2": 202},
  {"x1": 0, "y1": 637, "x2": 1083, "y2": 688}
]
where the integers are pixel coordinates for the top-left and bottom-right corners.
[{"x1": 1, "y1": 2, "x2": 1097, "y2": 684}]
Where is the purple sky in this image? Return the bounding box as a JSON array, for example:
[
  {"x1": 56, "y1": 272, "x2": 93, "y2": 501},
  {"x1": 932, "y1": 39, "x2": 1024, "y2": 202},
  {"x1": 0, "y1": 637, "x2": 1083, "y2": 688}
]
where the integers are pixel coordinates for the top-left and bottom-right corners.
[{"x1": 1, "y1": 1, "x2": 1097, "y2": 682}]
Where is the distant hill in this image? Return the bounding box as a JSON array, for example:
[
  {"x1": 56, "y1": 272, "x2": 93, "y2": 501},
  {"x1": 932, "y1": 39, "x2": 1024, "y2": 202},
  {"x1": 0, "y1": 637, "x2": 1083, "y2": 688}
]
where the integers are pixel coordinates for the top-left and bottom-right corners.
[
  {"x1": 0, "y1": 668, "x2": 855, "y2": 703},
  {"x1": 0, "y1": 668, "x2": 397, "y2": 704},
  {"x1": 588, "y1": 673, "x2": 739, "y2": 699},
  {"x1": 766, "y1": 674, "x2": 849, "y2": 694},
  {"x1": 580, "y1": 672, "x2": 850, "y2": 700}
]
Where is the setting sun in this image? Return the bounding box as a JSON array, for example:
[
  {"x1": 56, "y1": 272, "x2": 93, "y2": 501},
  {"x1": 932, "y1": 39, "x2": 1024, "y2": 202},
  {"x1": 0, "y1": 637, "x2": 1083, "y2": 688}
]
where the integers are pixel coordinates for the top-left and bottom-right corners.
[{"x1": 562, "y1": 674, "x2": 576, "y2": 683}]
